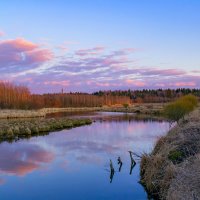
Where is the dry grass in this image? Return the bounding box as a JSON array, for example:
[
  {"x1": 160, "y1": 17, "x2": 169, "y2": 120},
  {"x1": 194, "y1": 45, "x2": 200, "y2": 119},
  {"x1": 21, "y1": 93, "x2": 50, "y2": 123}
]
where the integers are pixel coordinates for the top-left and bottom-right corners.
[
  {"x1": 0, "y1": 109, "x2": 46, "y2": 119},
  {"x1": 140, "y1": 106, "x2": 200, "y2": 199},
  {"x1": 0, "y1": 107, "x2": 101, "y2": 119},
  {"x1": 0, "y1": 118, "x2": 92, "y2": 141},
  {"x1": 101, "y1": 103, "x2": 165, "y2": 115},
  {"x1": 167, "y1": 155, "x2": 200, "y2": 200},
  {"x1": 0, "y1": 103, "x2": 166, "y2": 119}
]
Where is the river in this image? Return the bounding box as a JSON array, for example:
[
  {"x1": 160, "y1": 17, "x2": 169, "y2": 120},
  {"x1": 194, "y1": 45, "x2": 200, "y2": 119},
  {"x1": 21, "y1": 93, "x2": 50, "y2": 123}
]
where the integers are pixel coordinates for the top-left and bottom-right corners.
[{"x1": 0, "y1": 112, "x2": 168, "y2": 200}]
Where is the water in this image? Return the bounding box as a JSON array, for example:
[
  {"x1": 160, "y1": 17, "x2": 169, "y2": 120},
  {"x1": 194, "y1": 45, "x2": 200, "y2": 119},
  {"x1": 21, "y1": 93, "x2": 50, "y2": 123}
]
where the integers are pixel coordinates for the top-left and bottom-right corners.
[{"x1": 0, "y1": 112, "x2": 169, "y2": 200}]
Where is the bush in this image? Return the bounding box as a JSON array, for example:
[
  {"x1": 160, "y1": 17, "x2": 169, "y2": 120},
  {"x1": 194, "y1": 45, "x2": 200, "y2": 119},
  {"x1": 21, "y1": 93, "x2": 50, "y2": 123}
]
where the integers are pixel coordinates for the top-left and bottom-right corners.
[
  {"x1": 180, "y1": 94, "x2": 198, "y2": 108},
  {"x1": 123, "y1": 103, "x2": 129, "y2": 109},
  {"x1": 168, "y1": 150, "x2": 184, "y2": 164},
  {"x1": 164, "y1": 95, "x2": 198, "y2": 123}
]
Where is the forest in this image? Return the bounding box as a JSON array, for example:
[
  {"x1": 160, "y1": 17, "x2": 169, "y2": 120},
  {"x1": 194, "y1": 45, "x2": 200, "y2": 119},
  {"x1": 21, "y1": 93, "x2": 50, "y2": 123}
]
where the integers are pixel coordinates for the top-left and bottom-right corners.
[
  {"x1": 0, "y1": 82, "x2": 200, "y2": 109},
  {"x1": 94, "y1": 88, "x2": 200, "y2": 103},
  {"x1": 0, "y1": 82, "x2": 130, "y2": 109}
]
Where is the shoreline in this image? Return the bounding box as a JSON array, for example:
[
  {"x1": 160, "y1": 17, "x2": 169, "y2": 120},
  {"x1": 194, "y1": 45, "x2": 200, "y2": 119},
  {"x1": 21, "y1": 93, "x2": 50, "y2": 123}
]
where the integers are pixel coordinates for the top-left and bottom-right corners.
[
  {"x1": 0, "y1": 103, "x2": 166, "y2": 143},
  {"x1": 0, "y1": 118, "x2": 92, "y2": 142},
  {"x1": 140, "y1": 107, "x2": 200, "y2": 199},
  {"x1": 0, "y1": 103, "x2": 165, "y2": 119}
]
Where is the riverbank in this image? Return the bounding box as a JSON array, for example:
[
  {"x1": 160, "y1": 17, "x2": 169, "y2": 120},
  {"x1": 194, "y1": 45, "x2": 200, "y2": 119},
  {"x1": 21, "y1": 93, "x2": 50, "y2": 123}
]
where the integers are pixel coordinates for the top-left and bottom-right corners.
[
  {"x1": 0, "y1": 118, "x2": 92, "y2": 142},
  {"x1": 0, "y1": 103, "x2": 165, "y2": 119},
  {"x1": 140, "y1": 106, "x2": 200, "y2": 199}
]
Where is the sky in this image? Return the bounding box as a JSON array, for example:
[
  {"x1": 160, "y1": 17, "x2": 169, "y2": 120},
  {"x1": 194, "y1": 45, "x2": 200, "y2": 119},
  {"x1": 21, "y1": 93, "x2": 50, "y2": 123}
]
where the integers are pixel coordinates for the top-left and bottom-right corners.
[{"x1": 0, "y1": 0, "x2": 200, "y2": 93}]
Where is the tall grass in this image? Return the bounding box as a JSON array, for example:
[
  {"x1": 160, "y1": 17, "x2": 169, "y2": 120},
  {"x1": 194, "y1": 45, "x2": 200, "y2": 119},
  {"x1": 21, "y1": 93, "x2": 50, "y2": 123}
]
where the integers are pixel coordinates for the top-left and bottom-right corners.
[{"x1": 164, "y1": 94, "x2": 198, "y2": 123}]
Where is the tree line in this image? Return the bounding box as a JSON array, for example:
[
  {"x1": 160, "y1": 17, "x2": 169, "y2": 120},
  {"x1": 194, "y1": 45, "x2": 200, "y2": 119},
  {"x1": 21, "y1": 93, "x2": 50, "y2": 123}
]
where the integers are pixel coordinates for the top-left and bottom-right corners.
[
  {"x1": 0, "y1": 82, "x2": 30, "y2": 109},
  {"x1": 31, "y1": 93, "x2": 130, "y2": 108},
  {"x1": 0, "y1": 82, "x2": 130, "y2": 109},
  {"x1": 93, "y1": 88, "x2": 200, "y2": 103},
  {"x1": 0, "y1": 82, "x2": 199, "y2": 109}
]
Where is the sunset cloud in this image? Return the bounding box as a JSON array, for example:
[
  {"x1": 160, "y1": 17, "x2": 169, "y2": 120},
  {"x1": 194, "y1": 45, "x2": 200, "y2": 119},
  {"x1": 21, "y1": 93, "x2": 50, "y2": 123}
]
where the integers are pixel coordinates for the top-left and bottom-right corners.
[
  {"x1": 173, "y1": 81, "x2": 196, "y2": 87},
  {"x1": 0, "y1": 38, "x2": 53, "y2": 73},
  {"x1": 0, "y1": 38, "x2": 37, "y2": 52},
  {"x1": 140, "y1": 68, "x2": 185, "y2": 77},
  {"x1": 0, "y1": 37, "x2": 200, "y2": 93},
  {"x1": 75, "y1": 46, "x2": 105, "y2": 56},
  {"x1": 44, "y1": 80, "x2": 70, "y2": 87},
  {"x1": 125, "y1": 79, "x2": 146, "y2": 87}
]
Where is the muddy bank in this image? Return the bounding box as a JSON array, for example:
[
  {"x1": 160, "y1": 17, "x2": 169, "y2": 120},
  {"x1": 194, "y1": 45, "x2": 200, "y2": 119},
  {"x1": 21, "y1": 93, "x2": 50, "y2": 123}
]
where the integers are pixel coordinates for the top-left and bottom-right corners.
[
  {"x1": 140, "y1": 107, "x2": 200, "y2": 199},
  {"x1": 0, "y1": 118, "x2": 92, "y2": 142},
  {"x1": 0, "y1": 103, "x2": 165, "y2": 119}
]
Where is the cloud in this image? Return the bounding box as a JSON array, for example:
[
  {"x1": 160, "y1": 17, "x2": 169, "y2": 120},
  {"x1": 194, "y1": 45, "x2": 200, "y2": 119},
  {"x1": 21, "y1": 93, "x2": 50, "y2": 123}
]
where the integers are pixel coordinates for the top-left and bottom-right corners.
[
  {"x1": 139, "y1": 68, "x2": 185, "y2": 77},
  {"x1": 25, "y1": 49, "x2": 53, "y2": 63},
  {"x1": 0, "y1": 37, "x2": 200, "y2": 92},
  {"x1": 75, "y1": 46, "x2": 105, "y2": 56},
  {"x1": 12, "y1": 64, "x2": 200, "y2": 93},
  {"x1": 173, "y1": 81, "x2": 196, "y2": 87},
  {"x1": 0, "y1": 38, "x2": 53, "y2": 73},
  {"x1": 125, "y1": 79, "x2": 146, "y2": 87},
  {"x1": 44, "y1": 80, "x2": 70, "y2": 87}
]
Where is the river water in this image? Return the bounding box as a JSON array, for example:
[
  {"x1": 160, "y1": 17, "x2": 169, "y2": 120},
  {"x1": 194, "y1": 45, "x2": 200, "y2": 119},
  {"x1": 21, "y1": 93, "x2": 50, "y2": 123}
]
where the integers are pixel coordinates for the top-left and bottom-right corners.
[{"x1": 0, "y1": 112, "x2": 168, "y2": 200}]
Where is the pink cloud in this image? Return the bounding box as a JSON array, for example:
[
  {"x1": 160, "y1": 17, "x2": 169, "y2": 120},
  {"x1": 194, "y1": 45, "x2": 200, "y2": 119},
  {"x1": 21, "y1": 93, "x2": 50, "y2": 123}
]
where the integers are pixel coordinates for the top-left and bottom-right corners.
[
  {"x1": 141, "y1": 68, "x2": 185, "y2": 76},
  {"x1": 125, "y1": 79, "x2": 146, "y2": 87},
  {"x1": 1, "y1": 39, "x2": 199, "y2": 92},
  {"x1": 86, "y1": 80, "x2": 93, "y2": 85},
  {"x1": 26, "y1": 49, "x2": 53, "y2": 62},
  {"x1": 0, "y1": 38, "x2": 53, "y2": 72},
  {"x1": 103, "y1": 57, "x2": 127, "y2": 66},
  {"x1": 76, "y1": 46, "x2": 105, "y2": 56},
  {"x1": 44, "y1": 80, "x2": 70, "y2": 87},
  {"x1": 96, "y1": 82, "x2": 110, "y2": 87},
  {"x1": 174, "y1": 82, "x2": 196, "y2": 87},
  {"x1": 0, "y1": 38, "x2": 37, "y2": 52}
]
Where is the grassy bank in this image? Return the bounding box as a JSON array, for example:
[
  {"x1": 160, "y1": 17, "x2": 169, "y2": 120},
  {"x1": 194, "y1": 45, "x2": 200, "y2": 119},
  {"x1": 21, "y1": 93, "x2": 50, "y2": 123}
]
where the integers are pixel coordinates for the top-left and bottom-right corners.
[
  {"x1": 0, "y1": 118, "x2": 92, "y2": 142},
  {"x1": 0, "y1": 109, "x2": 46, "y2": 119},
  {"x1": 101, "y1": 103, "x2": 164, "y2": 115},
  {"x1": 0, "y1": 103, "x2": 165, "y2": 119},
  {"x1": 140, "y1": 106, "x2": 200, "y2": 199}
]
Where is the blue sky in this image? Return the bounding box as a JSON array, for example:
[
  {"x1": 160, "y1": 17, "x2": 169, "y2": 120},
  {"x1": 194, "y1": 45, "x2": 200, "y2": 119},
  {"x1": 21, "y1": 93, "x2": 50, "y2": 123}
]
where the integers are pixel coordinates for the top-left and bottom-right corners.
[{"x1": 0, "y1": 0, "x2": 200, "y2": 93}]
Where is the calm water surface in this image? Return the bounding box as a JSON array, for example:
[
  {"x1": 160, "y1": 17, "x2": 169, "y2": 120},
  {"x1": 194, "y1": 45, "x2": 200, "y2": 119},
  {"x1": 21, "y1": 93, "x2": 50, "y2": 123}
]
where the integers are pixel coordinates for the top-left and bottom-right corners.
[{"x1": 0, "y1": 112, "x2": 168, "y2": 200}]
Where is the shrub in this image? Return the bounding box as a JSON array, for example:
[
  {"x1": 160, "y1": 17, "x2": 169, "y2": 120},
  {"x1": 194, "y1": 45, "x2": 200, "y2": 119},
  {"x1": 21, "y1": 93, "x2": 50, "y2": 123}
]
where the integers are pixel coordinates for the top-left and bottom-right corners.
[
  {"x1": 179, "y1": 94, "x2": 198, "y2": 108},
  {"x1": 168, "y1": 150, "x2": 184, "y2": 164},
  {"x1": 164, "y1": 95, "x2": 198, "y2": 123},
  {"x1": 123, "y1": 103, "x2": 129, "y2": 109}
]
